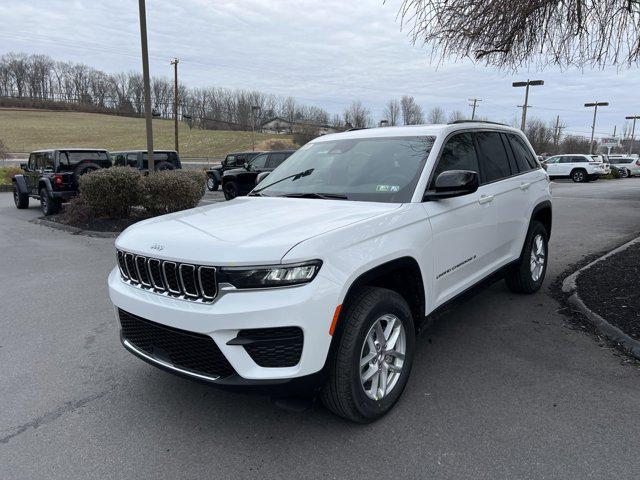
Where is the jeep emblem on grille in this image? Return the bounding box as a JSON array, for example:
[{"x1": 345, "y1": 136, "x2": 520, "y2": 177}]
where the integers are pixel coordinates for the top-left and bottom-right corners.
[{"x1": 150, "y1": 243, "x2": 164, "y2": 251}]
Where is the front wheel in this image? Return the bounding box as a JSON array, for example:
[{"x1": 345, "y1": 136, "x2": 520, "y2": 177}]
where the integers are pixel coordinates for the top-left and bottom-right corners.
[
  {"x1": 13, "y1": 184, "x2": 29, "y2": 209},
  {"x1": 505, "y1": 221, "x2": 548, "y2": 294},
  {"x1": 223, "y1": 181, "x2": 238, "y2": 200},
  {"x1": 207, "y1": 176, "x2": 219, "y2": 191},
  {"x1": 620, "y1": 169, "x2": 630, "y2": 178},
  {"x1": 321, "y1": 287, "x2": 415, "y2": 423}
]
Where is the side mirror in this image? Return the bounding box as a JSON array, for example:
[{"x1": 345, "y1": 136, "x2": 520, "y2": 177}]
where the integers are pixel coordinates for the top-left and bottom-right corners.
[
  {"x1": 423, "y1": 170, "x2": 479, "y2": 201},
  {"x1": 244, "y1": 161, "x2": 250, "y2": 170},
  {"x1": 20, "y1": 162, "x2": 28, "y2": 170},
  {"x1": 255, "y1": 171, "x2": 270, "y2": 186}
]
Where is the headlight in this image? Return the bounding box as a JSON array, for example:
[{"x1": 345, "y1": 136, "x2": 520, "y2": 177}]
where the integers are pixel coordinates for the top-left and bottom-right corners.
[{"x1": 219, "y1": 260, "x2": 322, "y2": 288}]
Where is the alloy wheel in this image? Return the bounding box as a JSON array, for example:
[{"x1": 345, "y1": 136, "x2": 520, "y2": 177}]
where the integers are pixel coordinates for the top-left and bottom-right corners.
[
  {"x1": 41, "y1": 195, "x2": 48, "y2": 214},
  {"x1": 530, "y1": 234, "x2": 546, "y2": 282},
  {"x1": 13, "y1": 187, "x2": 19, "y2": 206},
  {"x1": 359, "y1": 314, "x2": 406, "y2": 401}
]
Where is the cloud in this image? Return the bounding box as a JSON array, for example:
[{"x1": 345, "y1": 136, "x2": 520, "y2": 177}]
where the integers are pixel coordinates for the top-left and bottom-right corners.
[{"x1": 0, "y1": 0, "x2": 637, "y2": 135}]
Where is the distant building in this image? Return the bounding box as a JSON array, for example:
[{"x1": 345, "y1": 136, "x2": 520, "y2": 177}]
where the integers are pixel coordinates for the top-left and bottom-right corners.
[{"x1": 261, "y1": 117, "x2": 341, "y2": 136}]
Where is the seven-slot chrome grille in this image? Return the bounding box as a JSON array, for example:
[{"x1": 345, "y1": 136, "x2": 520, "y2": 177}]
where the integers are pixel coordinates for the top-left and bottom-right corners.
[{"x1": 117, "y1": 250, "x2": 217, "y2": 302}]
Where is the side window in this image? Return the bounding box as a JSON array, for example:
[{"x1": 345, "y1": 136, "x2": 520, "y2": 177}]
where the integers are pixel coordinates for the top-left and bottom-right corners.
[
  {"x1": 475, "y1": 132, "x2": 512, "y2": 183},
  {"x1": 559, "y1": 157, "x2": 572, "y2": 163},
  {"x1": 569, "y1": 156, "x2": 587, "y2": 163},
  {"x1": 114, "y1": 154, "x2": 125, "y2": 166},
  {"x1": 126, "y1": 153, "x2": 138, "y2": 168},
  {"x1": 44, "y1": 152, "x2": 55, "y2": 171},
  {"x1": 35, "y1": 153, "x2": 45, "y2": 172},
  {"x1": 266, "y1": 153, "x2": 287, "y2": 168},
  {"x1": 226, "y1": 155, "x2": 236, "y2": 167},
  {"x1": 430, "y1": 133, "x2": 479, "y2": 188},
  {"x1": 507, "y1": 134, "x2": 538, "y2": 171},
  {"x1": 250, "y1": 154, "x2": 268, "y2": 170},
  {"x1": 28, "y1": 153, "x2": 36, "y2": 170}
]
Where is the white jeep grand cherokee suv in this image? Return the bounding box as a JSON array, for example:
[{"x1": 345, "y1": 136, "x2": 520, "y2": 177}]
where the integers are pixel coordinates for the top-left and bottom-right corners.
[{"x1": 108, "y1": 121, "x2": 551, "y2": 422}]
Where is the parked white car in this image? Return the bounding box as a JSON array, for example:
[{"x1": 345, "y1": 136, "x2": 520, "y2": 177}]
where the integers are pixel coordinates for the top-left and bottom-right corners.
[
  {"x1": 609, "y1": 157, "x2": 640, "y2": 177},
  {"x1": 108, "y1": 121, "x2": 552, "y2": 422},
  {"x1": 543, "y1": 154, "x2": 607, "y2": 182}
]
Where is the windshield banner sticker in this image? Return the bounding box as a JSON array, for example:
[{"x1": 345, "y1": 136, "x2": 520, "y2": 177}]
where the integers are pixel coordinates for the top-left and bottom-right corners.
[{"x1": 376, "y1": 185, "x2": 400, "y2": 192}]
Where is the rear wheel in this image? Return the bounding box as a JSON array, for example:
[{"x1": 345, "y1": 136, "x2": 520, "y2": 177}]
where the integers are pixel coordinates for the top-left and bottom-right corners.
[
  {"x1": 505, "y1": 221, "x2": 548, "y2": 294},
  {"x1": 13, "y1": 184, "x2": 29, "y2": 209},
  {"x1": 223, "y1": 181, "x2": 238, "y2": 200},
  {"x1": 571, "y1": 169, "x2": 587, "y2": 183},
  {"x1": 39, "y1": 188, "x2": 60, "y2": 216},
  {"x1": 207, "y1": 176, "x2": 219, "y2": 191},
  {"x1": 321, "y1": 287, "x2": 415, "y2": 423},
  {"x1": 620, "y1": 169, "x2": 630, "y2": 178}
]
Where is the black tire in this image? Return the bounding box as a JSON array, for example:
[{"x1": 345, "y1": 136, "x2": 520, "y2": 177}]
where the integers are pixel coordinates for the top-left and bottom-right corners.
[
  {"x1": 621, "y1": 169, "x2": 630, "y2": 178},
  {"x1": 207, "y1": 176, "x2": 219, "y2": 191},
  {"x1": 505, "y1": 221, "x2": 549, "y2": 294},
  {"x1": 321, "y1": 287, "x2": 415, "y2": 423},
  {"x1": 74, "y1": 162, "x2": 101, "y2": 178},
  {"x1": 39, "y1": 188, "x2": 60, "y2": 216},
  {"x1": 155, "y1": 161, "x2": 175, "y2": 171},
  {"x1": 13, "y1": 184, "x2": 29, "y2": 209},
  {"x1": 223, "y1": 181, "x2": 238, "y2": 200},
  {"x1": 571, "y1": 169, "x2": 587, "y2": 183}
]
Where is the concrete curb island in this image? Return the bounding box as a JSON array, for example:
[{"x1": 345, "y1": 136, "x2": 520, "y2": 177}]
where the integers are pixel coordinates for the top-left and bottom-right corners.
[{"x1": 562, "y1": 236, "x2": 640, "y2": 360}]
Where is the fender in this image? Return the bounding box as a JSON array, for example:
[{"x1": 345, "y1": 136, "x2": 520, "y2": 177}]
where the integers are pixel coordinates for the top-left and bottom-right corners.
[
  {"x1": 210, "y1": 170, "x2": 222, "y2": 182},
  {"x1": 530, "y1": 200, "x2": 552, "y2": 237},
  {"x1": 38, "y1": 177, "x2": 54, "y2": 195},
  {"x1": 12, "y1": 174, "x2": 28, "y2": 194}
]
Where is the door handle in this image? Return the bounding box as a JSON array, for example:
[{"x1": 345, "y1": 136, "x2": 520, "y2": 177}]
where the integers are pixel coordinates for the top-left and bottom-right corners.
[
  {"x1": 519, "y1": 182, "x2": 531, "y2": 190},
  {"x1": 478, "y1": 194, "x2": 494, "y2": 205}
]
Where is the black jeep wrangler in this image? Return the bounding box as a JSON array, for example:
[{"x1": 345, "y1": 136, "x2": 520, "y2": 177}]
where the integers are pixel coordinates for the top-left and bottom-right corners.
[
  {"x1": 12, "y1": 148, "x2": 111, "y2": 215},
  {"x1": 222, "y1": 150, "x2": 295, "y2": 200},
  {"x1": 206, "y1": 151, "x2": 263, "y2": 191},
  {"x1": 110, "y1": 150, "x2": 181, "y2": 172}
]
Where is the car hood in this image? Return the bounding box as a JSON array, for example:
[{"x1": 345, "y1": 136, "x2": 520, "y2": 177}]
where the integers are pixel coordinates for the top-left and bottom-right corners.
[
  {"x1": 115, "y1": 197, "x2": 401, "y2": 265},
  {"x1": 223, "y1": 167, "x2": 248, "y2": 176}
]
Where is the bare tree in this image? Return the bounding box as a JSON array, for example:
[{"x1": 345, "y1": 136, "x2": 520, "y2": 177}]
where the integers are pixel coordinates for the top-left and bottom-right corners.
[
  {"x1": 560, "y1": 135, "x2": 591, "y2": 154},
  {"x1": 398, "y1": 0, "x2": 640, "y2": 68},
  {"x1": 383, "y1": 98, "x2": 401, "y2": 125},
  {"x1": 400, "y1": 95, "x2": 423, "y2": 125},
  {"x1": 448, "y1": 110, "x2": 465, "y2": 122},
  {"x1": 343, "y1": 100, "x2": 371, "y2": 129},
  {"x1": 427, "y1": 106, "x2": 446, "y2": 123}
]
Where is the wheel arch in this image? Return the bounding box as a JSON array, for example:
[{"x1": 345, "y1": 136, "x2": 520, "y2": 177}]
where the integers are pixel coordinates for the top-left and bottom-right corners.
[
  {"x1": 530, "y1": 200, "x2": 552, "y2": 238},
  {"x1": 38, "y1": 177, "x2": 53, "y2": 194},
  {"x1": 12, "y1": 174, "x2": 28, "y2": 194}
]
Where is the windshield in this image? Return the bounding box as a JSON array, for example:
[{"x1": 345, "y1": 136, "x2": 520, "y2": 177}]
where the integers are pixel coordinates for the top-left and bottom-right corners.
[
  {"x1": 59, "y1": 151, "x2": 108, "y2": 166},
  {"x1": 254, "y1": 136, "x2": 435, "y2": 203}
]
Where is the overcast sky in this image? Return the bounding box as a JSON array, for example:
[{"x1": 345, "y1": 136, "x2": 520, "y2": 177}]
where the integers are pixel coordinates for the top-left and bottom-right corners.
[{"x1": 1, "y1": 0, "x2": 638, "y2": 137}]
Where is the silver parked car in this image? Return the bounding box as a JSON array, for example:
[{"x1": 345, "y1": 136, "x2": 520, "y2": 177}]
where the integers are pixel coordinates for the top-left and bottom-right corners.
[{"x1": 609, "y1": 157, "x2": 640, "y2": 177}]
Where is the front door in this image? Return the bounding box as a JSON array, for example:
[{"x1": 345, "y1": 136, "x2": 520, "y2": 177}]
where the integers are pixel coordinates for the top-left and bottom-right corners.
[{"x1": 423, "y1": 132, "x2": 496, "y2": 308}]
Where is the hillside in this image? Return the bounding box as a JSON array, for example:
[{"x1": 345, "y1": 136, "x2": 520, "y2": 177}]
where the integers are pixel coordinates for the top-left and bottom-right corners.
[{"x1": 0, "y1": 108, "x2": 293, "y2": 158}]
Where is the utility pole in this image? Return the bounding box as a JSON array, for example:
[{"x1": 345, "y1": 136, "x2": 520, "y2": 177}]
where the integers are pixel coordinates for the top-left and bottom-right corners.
[
  {"x1": 250, "y1": 105, "x2": 261, "y2": 151},
  {"x1": 138, "y1": 0, "x2": 154, "y2": 171},
  {"x1": 513, "y1": 79, "x2": 544, "y2": 131},
  {"x1": 584, "y1": 101, "x2": 609, "y2": 154},
  {"x1": 553, "y1": 115, "x2": 560, "y2": 149},
  {"x1": 170, "y1": 58, "x2": 180, "y2": 153},
  {"x1": 625, "y1": 115, "x2": 640, "y2": 155},
  {"x1": 468, "y1": 98, "x2": 481, "y2": 120}
]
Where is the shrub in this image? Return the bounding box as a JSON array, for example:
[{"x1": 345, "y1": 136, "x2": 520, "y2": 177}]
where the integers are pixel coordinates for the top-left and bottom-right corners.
[
  {"x1": 141, "y1": 170, "x2": 207, "y2": 215},
  {"x1": 1, "y1": 166, "x2": 22, "y2": 185},
  {"x1": 79, "y1": 166, "x2": 143, "y2": 218},
  {"x1": 256, "y1": 138, "x2": 297, "y2": 151},
  {"x1": 62, "y1": 195, "x2": 92, "y2": 225}
]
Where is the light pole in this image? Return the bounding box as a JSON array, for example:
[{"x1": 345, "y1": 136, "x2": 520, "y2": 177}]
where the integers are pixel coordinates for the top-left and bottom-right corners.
[
  {"x1": 250, "y1": 105, "x2": 261, "y2": 151},
  {"x1": 170, "y1": 58, "x2": 180, "y2": 153},
  {"x1": 138, "y1": 0, "x2": 154, "y2": 171},
  {"x1": 513, "y1": 80, "x2": 544, "y2": 131},
  {"x1": 584, "y1": 102, "x2": 609, "y2": 154},
  {"x1": 625, "y1": 115, "x2": 640, "y2": 155}
]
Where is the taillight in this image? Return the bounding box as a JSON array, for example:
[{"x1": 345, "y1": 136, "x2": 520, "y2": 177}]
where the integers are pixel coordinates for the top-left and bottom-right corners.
[{"x1": 54, "y1": 174, "x2": 63, "y2": 186}]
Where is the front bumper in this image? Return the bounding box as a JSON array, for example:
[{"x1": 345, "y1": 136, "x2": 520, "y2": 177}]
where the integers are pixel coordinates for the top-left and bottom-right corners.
[{"x1": 108, "y1": 267, "x2": 341, "y2": 384}]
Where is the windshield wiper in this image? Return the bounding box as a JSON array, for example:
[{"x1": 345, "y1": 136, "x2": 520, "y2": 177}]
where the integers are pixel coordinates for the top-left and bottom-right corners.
[
  {"x1": 253, "y1": 168, "x2": 314, "y2": 193},
  {"x1": 279, "y1": 192, "x2": 348, "y2": 200}
]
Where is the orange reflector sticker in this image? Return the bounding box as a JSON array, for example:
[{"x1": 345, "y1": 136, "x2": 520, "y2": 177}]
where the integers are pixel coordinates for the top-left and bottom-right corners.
[{"x1": 329, "y1": 305, "x2": 342, "y2": 336}]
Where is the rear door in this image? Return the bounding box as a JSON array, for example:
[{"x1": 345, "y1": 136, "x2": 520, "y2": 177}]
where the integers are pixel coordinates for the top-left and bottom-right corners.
[
  {"x1": 544, "y1": 156, "x2": 561, "y2": 176},
  {"x1": 474, "y1": 131, "x2": 518, "y2": 266}
]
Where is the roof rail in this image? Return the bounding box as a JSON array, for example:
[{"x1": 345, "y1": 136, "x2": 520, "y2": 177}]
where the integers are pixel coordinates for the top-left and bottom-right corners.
[{"x1": 448, "y1": 120, "x2": 508, "y2": 126}]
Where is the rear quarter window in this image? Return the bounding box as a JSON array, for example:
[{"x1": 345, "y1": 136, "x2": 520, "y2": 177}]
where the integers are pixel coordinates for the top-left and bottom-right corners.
[{"x1": 507, "y1": 134, "x2": 538, "y2": 171}]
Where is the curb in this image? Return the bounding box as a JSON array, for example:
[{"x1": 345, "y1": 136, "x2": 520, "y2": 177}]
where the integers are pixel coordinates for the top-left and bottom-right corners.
[
  {"x1": 30, "y1": 217, "x2": 119, "y2": 238},
  {"x1": 562, "y1": 236, "x2": 640, "y2": 360}
]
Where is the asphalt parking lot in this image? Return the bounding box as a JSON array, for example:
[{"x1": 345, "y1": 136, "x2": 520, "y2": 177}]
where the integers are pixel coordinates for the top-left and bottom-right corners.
[{"x1": 2, "y1": 179, "x2": 640, "y2": 479}]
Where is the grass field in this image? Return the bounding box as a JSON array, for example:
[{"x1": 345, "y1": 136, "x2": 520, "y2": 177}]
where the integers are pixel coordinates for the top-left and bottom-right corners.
[{"x1": 0, "y1": 108, "x2": 293, "y2": 158}]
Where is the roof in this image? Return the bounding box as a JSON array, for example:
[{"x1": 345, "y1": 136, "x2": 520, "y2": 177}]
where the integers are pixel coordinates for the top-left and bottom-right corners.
[
  {"x1": 32, "y1": 147, "x2": 109, "y2": 153},
  {"x1": 312, "y1": 122, "x2": 523, "y2": 143},
  {"x1": 110, "y1": 150, "x2": 177, "y2": 154}
]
